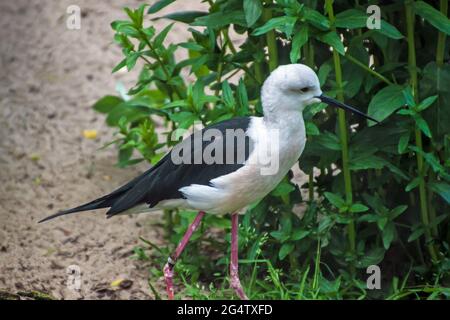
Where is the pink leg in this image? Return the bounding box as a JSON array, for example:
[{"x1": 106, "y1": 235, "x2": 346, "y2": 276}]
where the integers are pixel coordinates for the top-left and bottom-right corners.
[
  {"x1": 163, "y1": 211, "x2": 205, "y2": 300},
  {"x1": 230, "y1": 213, "x2": 249, "y2": 300}
]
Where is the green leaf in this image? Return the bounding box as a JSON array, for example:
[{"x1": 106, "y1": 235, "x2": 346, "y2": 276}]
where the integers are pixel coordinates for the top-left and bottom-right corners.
[
  {"x1": 405, "y1": 177, "x2": 420, "y2": 192},
  {"x1": 377, "y1": 20, "x2": 404, "y2": 39},
  {"x1": 243, "y1": 0, "x2": 263, "y2": 27},
  {"x1": 290, "y1": 25, "x2": 309, "y2": 63},
  {"x1": 192, "y1": 81, "x2": 205, "y2": 112},
  {"x1": 416, "y1": 95, "x2": 438, "y2": 112},
  {"x1": 414, "y1": 115, "x2": 432, "y2": 138},
  {"x1": 162, "y1": 100, "x2": 190, "y2": 109},
  {"x1": 111, "y1": 20, "x2": 133, "y2": 31},
  {"x1": 118, "y1": 145, "x2": 133, "y2": 167},
  {"x1": 324, "y1": 192, "x2": 346, "y2": 209},
  {"x1": 147, "y1": 0, "x2": 174, "y2": 14},
  {"x1": 154, "y1": 23, "x2": 174, "y2": 47},
  {"x1": 142, "y1": 26, "x2": 156, "y2": 38},
  {"x1": 291, "y1": 229, "x2": 310, "y2": 241},
  {"x1": 367, "y1": 85, "x2": 406, "y2": 125},
  {"x1": 252, "y1": 16, "x2": 297, "y2": 37},
  {"x1": 126, "y1": 52, "x2": 141, "y2": 71},
  {"x1": 358, "y1": 214, "x2": 379, "y2": 223},
  {"x1": 106, "y1": 104, "x2": 149, "y2": 127},
  {"x1": 358, "y1": 248, "x2": 385, "y2": 268},
  {"x1": 112, "y1": 58, "x2": 127, "y2": 73},
  {"x1": 114, "y1": 22, "x2": 141, "y2": 38},
  {"x1": 134, "y1": 4, "x2": 147, "y2": 27},
  {"x1": 350, "y1": 203, "x2": 369, "y2": 213},
  {"x1": 279, "y1": 243, "x2": 295, "y2": 260},
  {"x1": 402, "y1": 87, "x2": 416, "y2": 108},
  {"x1": 222, "y1": 81, "x2": 235, "y2": 109},
  {"x1": 192, "y1": 10, "x2": 247, "y2": 28},
  {"x1": 236, "y1": 79, "x2": 249, "y2": 116},
  {"x1": 408, "y1": 227, "x2": 425, "y2": 242},
  {"x1": 414, "y1": 1, "x2": 450, "y2": 35},
  {"x1": 318, "y1": 216, "x2": 333, "y2": 233},
  {"x1": 397, "y1": 109, "x2": 415, "y2": 116},
  {"x1": 429, "y1": 182, "x2": 450, "y2": 204},
  {"x1": 317, "y1": 31, "x2": 345, "y2": 55},
  {"x1": 318, "y1": 63, "x2": 332, "y2": 86},
  {"x1": 305, "y1": 122, "x2": 320, "y2": 136},
  {"x1": 335, "y1": 9, "x2": 367, "y2": 29},
  {"x1": 398, "y1": 132, "x2": 410, "y2": 154},
  {"x1": 153, "y1": 11, "x2": 208, "y2": 24},
  {"x1": 270, "y1": 230, "x2": 289, "y2": 242},
  {"x1": 377, "y1": 217, "x2": 389, "y2": 231},
  {"x1": 429, "y1": 215, "x2": 447, "y2": 229},
  {"x1": 386, "y1": 162, "x2": 409, "y2": 180},
  {"x1": 382, "y1": 222, "x2": 395, "y2": 249},
  {"x1": 272, "y1": 181, "x2": 295, "y2": 196},
  {"x1": 409, "y1": 146, "x2": 445, "y2": 175},
  {"x1": 303, "y1": 7, "x2": 330, "y2": 31},
  {"x1": 179, "y1": 42, "x2": 204, "y2": 51},
  {"x1": 169, "y1": 111, "x2": 198, "y2": 128},
  {"x1": 349, "y1": 154, "x2": 387, "y2": 170},
  {"x1": 252, "y1": 16, "x2": 291, "y2": 36},
  {"x1": 315, "y1": 131, "x2": 341, "y2": 150},
  {"x1": 93, "y1": 96, "x2": 123, "y2": 113},
  {"x1": 389, "y1": 205, "x2": 407, "y2": 220}
]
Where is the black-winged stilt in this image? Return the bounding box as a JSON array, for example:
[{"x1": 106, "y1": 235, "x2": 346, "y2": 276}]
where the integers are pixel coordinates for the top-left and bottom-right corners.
[{"x1": 39, "y1": 64, "x2": 378, "y2": 300}]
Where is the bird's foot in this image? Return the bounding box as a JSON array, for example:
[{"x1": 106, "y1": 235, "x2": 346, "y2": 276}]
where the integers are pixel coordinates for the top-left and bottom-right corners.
[
  {"x1": 163, "y1": 261, "x2": 175, "y2": 300},
  {"x1": 230, "y1": 273, "x2": 249, "y2": 300},
  {"x1": 229, "y1": 213, "x2": 249, "y2": 300}
]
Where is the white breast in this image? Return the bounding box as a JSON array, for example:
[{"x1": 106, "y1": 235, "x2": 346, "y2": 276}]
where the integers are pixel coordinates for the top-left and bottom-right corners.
[{"x1": 179, "y1": 115, "x2": 306, "y2": 215}]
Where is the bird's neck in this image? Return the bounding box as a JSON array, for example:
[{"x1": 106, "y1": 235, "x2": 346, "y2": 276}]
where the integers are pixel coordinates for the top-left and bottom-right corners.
[
  {"x1": 260, "y1": 104, "x2": 306, "y2": 175},
  {"x1": 262, "y1": 103, "x2": 305, "y2": 136}
]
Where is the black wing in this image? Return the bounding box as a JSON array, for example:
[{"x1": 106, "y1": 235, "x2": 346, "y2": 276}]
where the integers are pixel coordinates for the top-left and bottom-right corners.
[{"x1": 39, "y1": 117, "x2": 252, "y2": 222}]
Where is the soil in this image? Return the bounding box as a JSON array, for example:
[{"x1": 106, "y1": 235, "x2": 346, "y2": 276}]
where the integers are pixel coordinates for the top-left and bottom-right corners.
[{"x1": 0, "y1": 0, "x2": 206, "y2": 300}]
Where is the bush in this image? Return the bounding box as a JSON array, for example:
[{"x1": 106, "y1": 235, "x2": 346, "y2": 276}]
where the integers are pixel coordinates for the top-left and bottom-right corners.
[{"x1": 93, "y1": 0, "x2": 450, "y2": 299}]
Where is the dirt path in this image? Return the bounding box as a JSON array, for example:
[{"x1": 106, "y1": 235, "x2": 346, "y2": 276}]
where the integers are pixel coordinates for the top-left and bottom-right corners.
[{"x1": 0, "y1": 0, "x2": 205, "y2": 299}]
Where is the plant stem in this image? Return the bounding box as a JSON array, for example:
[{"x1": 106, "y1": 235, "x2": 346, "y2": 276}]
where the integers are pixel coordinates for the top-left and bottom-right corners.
[
  {"x1": 223, "y1": 28, "x2": 237, "y2": 54},
  {"x1": 214, "y1": 33, "x2": 226, "y2": 96},
  {"x1": 404, "y1": 0, "x2": 438, "y2": 263},
  {"x1": 436, "y1": 0, "x2": 448, "y2": 68},
  {"x1": 344, "y1": 54, "x2": 394, "y2": 85},
  {"x1": 254, "y1": 61, "x2": 264, "y2": 84},
  {"x1": 304, "y1": 41, "x2": 315, "y2": 201},
  {"x1": 312, "y1": 238, "x2": 321, "y2": 293},
  {"x1": 263, "y1": 2, "x2": 278, "y2": 72},
  {"x1": 325, "y1": 0, "x2": 355, "y2": 256},
  {"x1": 163, "y1": 209, "x2": 174, "y2": 239}
]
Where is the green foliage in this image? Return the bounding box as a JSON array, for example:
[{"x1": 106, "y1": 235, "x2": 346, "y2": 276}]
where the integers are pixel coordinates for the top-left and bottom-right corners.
[{"x1": 93, "y1": 0, "x2": 450, "y2": 299}]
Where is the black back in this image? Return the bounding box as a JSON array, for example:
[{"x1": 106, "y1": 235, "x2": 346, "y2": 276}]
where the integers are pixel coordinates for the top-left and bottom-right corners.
[{"x1": 105, "y1": 117, "x2": 253, "y2": 216}]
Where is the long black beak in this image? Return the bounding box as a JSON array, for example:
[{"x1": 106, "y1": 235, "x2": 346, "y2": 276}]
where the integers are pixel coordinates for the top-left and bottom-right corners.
[{"x1": 316, "y1": 94, "x2": 379, "y2": 124}]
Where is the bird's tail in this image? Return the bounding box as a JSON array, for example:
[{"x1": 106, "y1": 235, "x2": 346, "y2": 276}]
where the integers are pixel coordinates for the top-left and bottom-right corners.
[
  {"x1": 38, "y1": 193, "x2": 119, "y2": 223},
  {"x1": 38, "y1": 168, "x2": 154, "y2": 223}
]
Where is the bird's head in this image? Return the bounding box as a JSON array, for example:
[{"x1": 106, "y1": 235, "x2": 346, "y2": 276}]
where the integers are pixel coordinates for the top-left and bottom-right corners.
[{"x1": 261, "y1": 64, "x2": 377, "y2": 123}]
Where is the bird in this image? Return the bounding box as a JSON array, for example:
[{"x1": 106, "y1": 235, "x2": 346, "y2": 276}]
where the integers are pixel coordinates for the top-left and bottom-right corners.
[{"x1": 39, "y1": 64, "x2": 378, "y2": 300}]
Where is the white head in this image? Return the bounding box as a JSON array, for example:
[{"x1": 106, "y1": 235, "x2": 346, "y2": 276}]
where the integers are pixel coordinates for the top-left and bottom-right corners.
[
  {"x1": 261, "y1": 64, "x2": 322, "y2": 115},
  {"x1": 260, "y1": 64, "x2": 378, "y2": 124}
]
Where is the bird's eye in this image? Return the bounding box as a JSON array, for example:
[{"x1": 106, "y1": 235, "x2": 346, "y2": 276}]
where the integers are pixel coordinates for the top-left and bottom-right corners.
[{"x1": 299, "y1": 87, "x2": 310, "y2": 93}]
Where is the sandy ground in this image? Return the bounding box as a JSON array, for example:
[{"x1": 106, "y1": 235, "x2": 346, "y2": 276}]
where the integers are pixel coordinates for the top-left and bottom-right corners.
[{"x1": 0, "y1": 0, "x2": 207, "y2": 299}]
